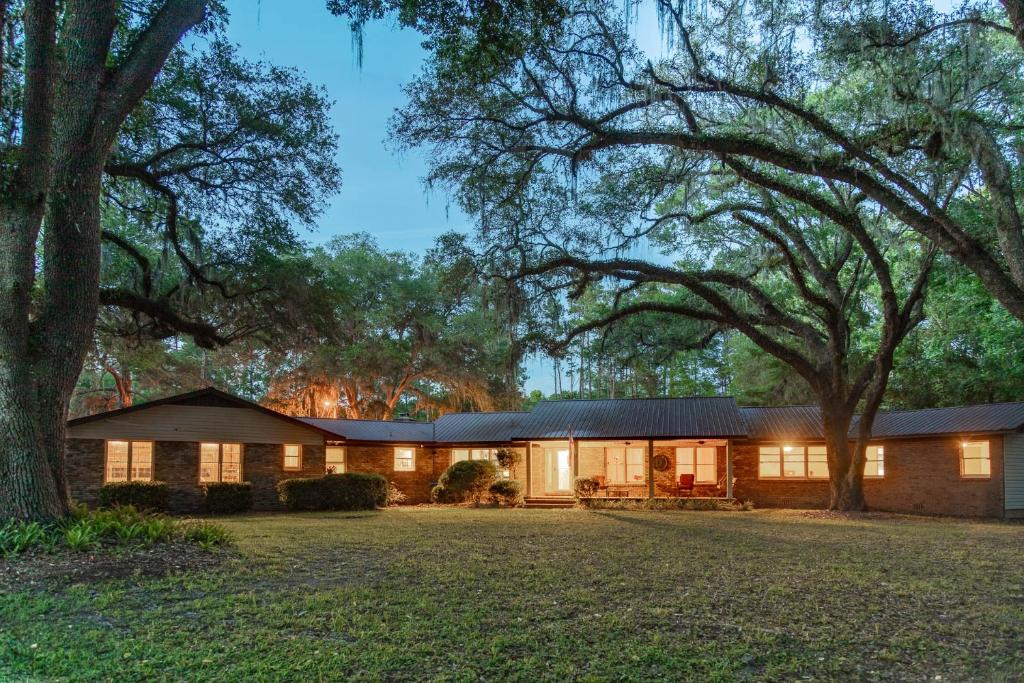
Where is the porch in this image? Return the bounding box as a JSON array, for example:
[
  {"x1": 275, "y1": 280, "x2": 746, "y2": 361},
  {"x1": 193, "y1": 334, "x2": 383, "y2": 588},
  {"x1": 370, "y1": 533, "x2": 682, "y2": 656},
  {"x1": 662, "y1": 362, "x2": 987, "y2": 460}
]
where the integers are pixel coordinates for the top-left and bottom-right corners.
[{"x1": 524, "y1": 438, "x2": 734, "y2": 500}]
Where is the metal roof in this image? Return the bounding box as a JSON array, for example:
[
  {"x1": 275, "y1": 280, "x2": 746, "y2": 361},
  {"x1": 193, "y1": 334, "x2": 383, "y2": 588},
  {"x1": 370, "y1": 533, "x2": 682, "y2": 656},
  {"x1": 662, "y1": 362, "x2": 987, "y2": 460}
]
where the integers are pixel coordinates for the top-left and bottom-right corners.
[
  {"x1": 740, "y1": 406, "x2": 823, "y2": 440},
  {"x1": 514, "y1": 397, "x2": 747, "y2": 440},
  {"x1": 433, "y1": 412, "x2": 528, "y2": 443},
  {"x1": 868, "y1": 402, "x2": 1024, "y2": 438},
  {"x1": 298, "y1": 417, "x2": 434, "y2": 443}
]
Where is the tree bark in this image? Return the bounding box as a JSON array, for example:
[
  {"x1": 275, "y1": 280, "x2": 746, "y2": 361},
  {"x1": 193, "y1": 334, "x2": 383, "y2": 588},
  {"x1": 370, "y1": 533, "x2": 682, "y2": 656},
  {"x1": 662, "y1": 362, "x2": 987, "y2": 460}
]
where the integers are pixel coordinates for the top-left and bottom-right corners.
[{"x1": 821, "y1": 402, "x2": 866, "y2": 511}]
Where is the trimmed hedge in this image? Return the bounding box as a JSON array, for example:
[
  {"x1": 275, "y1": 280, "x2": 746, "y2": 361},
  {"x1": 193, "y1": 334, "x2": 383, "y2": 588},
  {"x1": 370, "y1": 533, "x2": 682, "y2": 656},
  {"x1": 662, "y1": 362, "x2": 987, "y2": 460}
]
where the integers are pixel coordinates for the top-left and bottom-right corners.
[
  {"x1": 432, "y1": 460, "x2": 498, "y2": 505},
  {"x1": 97, "y1": 481, "x2": 169, "y2": 512},
  {"x1": 489, "y1": 479, "x2": 524, "y2": 507},
  {"x1": 203, "y1": 482, "x2": 253, "y2": 514},
  {"x1": 573, "y1": 477, "x2": 599, "y2": 499},
  {"x1": 277, "y1": 472, "x2": 388, "y2": 511}
]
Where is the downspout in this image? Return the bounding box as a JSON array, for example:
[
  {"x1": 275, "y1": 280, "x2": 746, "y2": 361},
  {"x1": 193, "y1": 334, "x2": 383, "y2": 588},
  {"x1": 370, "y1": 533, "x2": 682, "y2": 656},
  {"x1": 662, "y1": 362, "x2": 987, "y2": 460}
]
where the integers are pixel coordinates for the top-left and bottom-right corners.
[
  {"x1": 648, "y1": 439, "x2": 655, "y2": 500},
  {"x1": 726, "y1": 440, "x2": 734, "y2": 500}
]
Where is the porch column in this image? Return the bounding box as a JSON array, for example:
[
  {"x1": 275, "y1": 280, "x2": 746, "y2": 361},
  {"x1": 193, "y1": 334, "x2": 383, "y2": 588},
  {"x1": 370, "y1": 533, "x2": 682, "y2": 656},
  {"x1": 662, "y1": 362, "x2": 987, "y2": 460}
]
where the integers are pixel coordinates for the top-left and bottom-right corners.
[
  {"x1": 726, "y1": 440, "x2": 734, "y2": 499},
  {"x1": 647, "y1": 439, "x2": 655, "y2": 499},
  {"x1": 572, "y1": 439, "x2": 580, "y2": 480},
  {"x1": 526, "y1": 442, "x2": 533, "y2": 497}
]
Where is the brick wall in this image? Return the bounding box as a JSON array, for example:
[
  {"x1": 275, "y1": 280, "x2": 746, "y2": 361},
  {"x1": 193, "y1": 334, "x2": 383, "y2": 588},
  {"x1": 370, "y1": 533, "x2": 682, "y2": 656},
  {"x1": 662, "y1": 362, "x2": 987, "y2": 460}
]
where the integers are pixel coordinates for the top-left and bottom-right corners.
[
  {"x1": 345, "y1": 444, "x2": 442, "y2": 503},
  {"x1": 66, "y1": 438, "x2": 328, "y2": 513},
  {"x1": 732, "y1": 436, "x2": 1005, "y2": 517}
]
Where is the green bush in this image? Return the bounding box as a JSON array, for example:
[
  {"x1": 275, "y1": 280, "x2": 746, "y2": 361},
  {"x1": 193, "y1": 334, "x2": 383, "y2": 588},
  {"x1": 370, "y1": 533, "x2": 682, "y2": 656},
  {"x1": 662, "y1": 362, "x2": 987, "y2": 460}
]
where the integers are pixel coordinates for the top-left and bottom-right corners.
[
  {"x1": 489, "y1": 479, "x2": 524, "y2": 507},
  {"x1": 573, "y1": 477, "x2": 599, "y2": 499},
  {"x1": 0, "y1": 506, "x2": 231, "y2": 557},
  {"x1": 433, "y1": 460, "x2": 498, "y2": 505},
  {"x1": 98, "y1": 481, "x2": 169, "y2": 512},
  {"x1": 203, "y1": 482, "x2": 253, "y2": 514},
  {"x1": 277, "y1": 472, "x2": 388, "y2": 511},
  {"x1": 495, "y1": 448, "x2": 522, "y2": 478},
  {"x1": 430, "y1": 483, "x2": 457, "y2": 504}
]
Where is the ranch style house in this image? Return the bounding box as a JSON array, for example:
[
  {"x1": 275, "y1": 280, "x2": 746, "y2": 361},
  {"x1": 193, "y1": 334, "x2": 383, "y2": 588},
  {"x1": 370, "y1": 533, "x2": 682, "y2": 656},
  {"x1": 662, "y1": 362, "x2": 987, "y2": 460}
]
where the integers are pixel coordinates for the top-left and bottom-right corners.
[{"x1": 65, "y1": 387, "x2": 1024, "y2": 518}]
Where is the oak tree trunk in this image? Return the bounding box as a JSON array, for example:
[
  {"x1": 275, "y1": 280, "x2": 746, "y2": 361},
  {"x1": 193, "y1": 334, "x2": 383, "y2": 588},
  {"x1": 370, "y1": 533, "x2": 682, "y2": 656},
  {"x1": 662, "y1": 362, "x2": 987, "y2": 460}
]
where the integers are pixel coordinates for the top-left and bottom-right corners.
[{"x1": 821, "y1": 404, "x2": 867, "y2": 512}]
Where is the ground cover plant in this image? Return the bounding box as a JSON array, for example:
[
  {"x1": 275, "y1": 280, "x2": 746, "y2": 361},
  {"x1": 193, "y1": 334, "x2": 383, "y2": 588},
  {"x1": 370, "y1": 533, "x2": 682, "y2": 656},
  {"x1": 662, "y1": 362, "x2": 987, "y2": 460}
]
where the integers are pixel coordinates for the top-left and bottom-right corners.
[{"x1": 0, "y1": 508, "x2": 1021, "y2": 681}]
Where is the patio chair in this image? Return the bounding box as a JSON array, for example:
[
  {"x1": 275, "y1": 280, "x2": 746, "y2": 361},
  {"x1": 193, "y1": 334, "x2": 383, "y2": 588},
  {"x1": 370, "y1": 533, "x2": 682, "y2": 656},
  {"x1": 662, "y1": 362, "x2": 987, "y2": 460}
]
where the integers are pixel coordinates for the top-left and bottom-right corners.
[
  {"x1": 675, "y1": 473, "x2": 695, "y2": 497},
  {"x1": 593, "y1": 475, "x2": 608, "y2": 496}
]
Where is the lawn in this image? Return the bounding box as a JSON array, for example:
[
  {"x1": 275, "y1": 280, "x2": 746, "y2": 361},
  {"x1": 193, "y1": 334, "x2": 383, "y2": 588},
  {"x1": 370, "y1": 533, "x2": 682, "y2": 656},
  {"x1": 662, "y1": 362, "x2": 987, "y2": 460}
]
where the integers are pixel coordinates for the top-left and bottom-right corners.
[{"x1": 1, "y1": 508, "x2": 1022, "y2": 681}]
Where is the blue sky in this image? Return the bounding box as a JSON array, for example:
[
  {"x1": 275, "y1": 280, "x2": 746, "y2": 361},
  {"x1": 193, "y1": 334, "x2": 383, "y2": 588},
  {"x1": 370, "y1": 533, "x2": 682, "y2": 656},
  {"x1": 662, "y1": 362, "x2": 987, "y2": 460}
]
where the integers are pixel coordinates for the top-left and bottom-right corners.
[{"x1": 222, "y1": 1, "x2": 667, "y2": 394}]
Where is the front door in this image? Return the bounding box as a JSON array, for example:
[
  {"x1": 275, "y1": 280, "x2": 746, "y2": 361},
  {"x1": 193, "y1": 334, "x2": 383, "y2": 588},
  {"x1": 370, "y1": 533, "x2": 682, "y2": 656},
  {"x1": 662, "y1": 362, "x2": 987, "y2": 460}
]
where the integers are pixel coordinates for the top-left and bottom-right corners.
[{"x1": 544, "y1": 448, "x2": 572, "y2": 494}]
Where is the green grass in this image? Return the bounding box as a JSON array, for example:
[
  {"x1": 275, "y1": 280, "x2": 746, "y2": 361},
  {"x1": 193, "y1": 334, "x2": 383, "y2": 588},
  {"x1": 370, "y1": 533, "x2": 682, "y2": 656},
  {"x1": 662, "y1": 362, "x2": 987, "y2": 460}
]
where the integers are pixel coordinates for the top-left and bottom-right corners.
[{"x1": 2, "y1": 508, "x2": 1022, "y2": 681}]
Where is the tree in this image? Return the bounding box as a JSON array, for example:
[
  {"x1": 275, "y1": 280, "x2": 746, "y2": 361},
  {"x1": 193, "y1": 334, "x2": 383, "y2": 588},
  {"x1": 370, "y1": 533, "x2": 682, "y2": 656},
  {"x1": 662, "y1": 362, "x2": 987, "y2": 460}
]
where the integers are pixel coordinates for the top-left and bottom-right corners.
[
  {"x1": 264, "y1": 235, "x2": 522, "y2": 420},
  {"x1": 0, "y1": 2, "x2": 339, "y2": 521},
  {"x1": 392, "y1": 1, "x2": 937, "y2": 509}
]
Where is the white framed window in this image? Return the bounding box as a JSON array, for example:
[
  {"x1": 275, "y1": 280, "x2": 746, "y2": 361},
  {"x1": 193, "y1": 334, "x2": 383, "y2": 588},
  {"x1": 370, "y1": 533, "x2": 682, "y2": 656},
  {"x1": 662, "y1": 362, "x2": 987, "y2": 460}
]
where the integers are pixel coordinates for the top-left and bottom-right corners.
[
  {"x1": 675, "y1": 447, "x2": 717, "y2": 484},
  {"x1": 283, "y1": 444, "x2": 302, "y2": 471},
  {"x1": 864, "y1": 445, "x2": 885, "y2": 478},
  {"x1": 326, "y1": 446, "x2": 346, "y2": 474},
  {"x1": 606, "y1": 447, "x2": 645, "y2": 484},
  {"x1": 807, "y1": 445, "x2": 828, "y2": 479},
  {"x1": 758, "y1": 446, "x2": 782, "y2": 478},
  {"x1": 961, "y1": 441, "x2": 991, "y2": 478},
  {"x1": 200, "y1": 443, "x2": 242, "y2": 483},
  {"x1": 452, "y1": 448, "x2": 470, "y2": 463},
  {"x1": 759, "y1": 444, "x2": 829, "y2": 480},
  {"x1": 105, "y1": 440, "x2": 154, "y2": 483},
  {"x1": 394, "y1": 447, "x2": 415, "y2": 471}
]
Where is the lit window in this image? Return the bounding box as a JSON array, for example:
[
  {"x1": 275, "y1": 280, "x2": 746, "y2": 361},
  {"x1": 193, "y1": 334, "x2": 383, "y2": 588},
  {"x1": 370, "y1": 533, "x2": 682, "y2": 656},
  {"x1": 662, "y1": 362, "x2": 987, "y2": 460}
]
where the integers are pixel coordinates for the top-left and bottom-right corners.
[
  {"x1": 200, "y1": 443, "x2": 242, "y2": 483},
  {"x1": 326, "y1": 446, "x2": 345, "y2": 474},
  {"x1": 130, "y1": 441, "x2": 153, "y2": 482},
  {"x1": 626, "y1": 447, "x2": 645, "y2": 483},
  {"x1": 394, "y1": 447, "x2": 415, "y2": 471},
  {"x1": 106, "y1": 441, "x2": 130, "y2": 482},
  {"x1": 807, "y1": 446, "x2": 829, "y2": 479},
  {"x1": 676, "y1": 447, "x2": 716, "y2": 484},
  {"x1": 782, "y1": 445, "x2": 806, "y2": 477},
  {"x1": 607, "y1": 447, "x2": 644, "y2": 484},
  {"x1": 452, "y1": 449, "x2": 469, "y2": 464},
  {"x1": 865, "y1": 445, "x2": 885, "y2": 478},
  {"x1": 105, "y1": 441, "x2": 154, "y2": 483},
  {"x1": 759, "y1": 446, "x2": 782, "y2": 478},
  {"x1": 283, "y1": 444, "x2": 302, "y2": 471},
  {"x1": 961, "y1": 441, "x2": 991, "y2": 478},
  {"x1": 222, "y1": 444, "x2": 241, "y2": 482}
]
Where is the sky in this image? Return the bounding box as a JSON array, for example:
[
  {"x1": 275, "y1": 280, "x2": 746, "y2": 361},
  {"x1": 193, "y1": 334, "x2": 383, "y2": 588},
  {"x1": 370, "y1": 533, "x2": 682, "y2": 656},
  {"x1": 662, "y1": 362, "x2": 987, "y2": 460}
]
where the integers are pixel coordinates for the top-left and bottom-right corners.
[{"x1": 221, "y1": 1, "x2": 667, "y2": 395}]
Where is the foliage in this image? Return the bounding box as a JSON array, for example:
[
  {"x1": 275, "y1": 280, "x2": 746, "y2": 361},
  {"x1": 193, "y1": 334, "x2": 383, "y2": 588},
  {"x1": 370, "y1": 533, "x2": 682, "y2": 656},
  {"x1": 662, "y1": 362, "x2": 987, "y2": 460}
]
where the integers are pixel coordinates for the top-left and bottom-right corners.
[
  {"x1": 0, "y1": 505, "x2": 230, "y2": 557},
  {"x1": 277, "y1": 473, "x2": 388, "y2": 511},
  {"x1": 494, "y1": 448, "x2": 521, "y2": 478},
  {"x1": 488, "y1": 479, "x2": 524, "y2": 507},
  {"x1": 262, "y1": 234, "x2": 523, "y2": 420},
  {"x1": 433, "y1": 460, "x2": 499, "y2": 505},
  {"x1": 573, "y1": 477, "x2": 599, "y2": 499},
  {"x1": 97, "y1": 482, "x2": 170, "y2": 512},
  {"x1": 203, "y1": 482, "x2": 254, "y2": 515},
  {"x1": 386, "y1": 482, "x2": 408, "y2": 506}
]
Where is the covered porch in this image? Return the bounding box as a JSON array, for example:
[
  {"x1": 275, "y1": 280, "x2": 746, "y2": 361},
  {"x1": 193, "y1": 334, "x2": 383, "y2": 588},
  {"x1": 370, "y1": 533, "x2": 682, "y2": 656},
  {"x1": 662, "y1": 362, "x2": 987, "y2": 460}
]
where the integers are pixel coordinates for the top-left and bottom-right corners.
[{"x1": 525, "y1": 438, "x2": 734, "y2": 500}]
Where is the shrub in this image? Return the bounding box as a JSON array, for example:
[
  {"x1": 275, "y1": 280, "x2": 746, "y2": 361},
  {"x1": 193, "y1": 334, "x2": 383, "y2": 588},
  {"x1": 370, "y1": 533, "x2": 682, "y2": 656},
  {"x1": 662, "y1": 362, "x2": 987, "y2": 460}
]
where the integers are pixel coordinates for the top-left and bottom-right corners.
[
  {"x1": 277, "y1": 472, "x2": 388, "y2": 511},
  {"x1": 204, "y1": 482, "x2": 253, "y2": 514},
  {"x1": 430, "y1": 483, "x2": 457, "y2": 504},
  {"x1": 573, "y1": 477, "x2": 599, "y2": 499},
  {"x1": 386, "y1": 482, "x2": 407, "y2": 506},
  {"x1": 98, "y1": 481, "x2": 169, "y2": 512},
  {"x1": 434, "y1": 460, "x2": 498, "y2": 505},
  {"x1": 0, "y1": 506, "x2": 230, "y2": 557},
  {"x1": 489, "y1": 479, "x2": 524, "y2": 507},
  {"x1": 495, "y1": 448, "x2": 522, "y2": 478}
]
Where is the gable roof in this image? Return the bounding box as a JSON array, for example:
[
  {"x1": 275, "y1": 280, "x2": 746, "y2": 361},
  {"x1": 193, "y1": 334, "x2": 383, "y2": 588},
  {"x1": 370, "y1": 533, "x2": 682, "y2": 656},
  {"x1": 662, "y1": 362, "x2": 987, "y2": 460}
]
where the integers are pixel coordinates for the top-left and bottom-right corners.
[
  {"x1": 740, "y1": 406, "x2": 823, "y2": 440},
  {"x1": 740, "y1": 402, "x2": 1024, "y2": 441},
  {"x1": 514, "y1": 397, "x2": 747, "y2": 440},
  {"x1": 299, "y1": 417, "x2": 435, "y2": 443},
  {"x1": 433, "y1": 412, "x2": 527, "y2": 444},
  {"x1": 868, "y1": 402, "x2": 1024, "y2": 438},
  {"x1": 66, "y1": 387, "x2": 341, "y2": 440}
]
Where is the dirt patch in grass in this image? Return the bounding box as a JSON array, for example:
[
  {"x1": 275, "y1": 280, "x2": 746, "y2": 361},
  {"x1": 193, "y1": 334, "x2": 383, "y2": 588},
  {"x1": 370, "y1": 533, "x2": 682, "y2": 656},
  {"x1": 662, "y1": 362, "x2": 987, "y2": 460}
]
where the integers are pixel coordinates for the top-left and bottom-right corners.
[{"x1": 0, "y1": 542, "x2": 234, "y2": 592}]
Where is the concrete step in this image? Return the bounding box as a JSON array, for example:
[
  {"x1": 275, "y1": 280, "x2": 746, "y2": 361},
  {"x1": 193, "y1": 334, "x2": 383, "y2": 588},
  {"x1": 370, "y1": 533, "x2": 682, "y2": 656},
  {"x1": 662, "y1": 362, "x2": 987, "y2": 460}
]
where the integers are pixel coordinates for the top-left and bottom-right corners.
[{"x1": 524, "y1": 497, "x2": 575, "y2": 508}]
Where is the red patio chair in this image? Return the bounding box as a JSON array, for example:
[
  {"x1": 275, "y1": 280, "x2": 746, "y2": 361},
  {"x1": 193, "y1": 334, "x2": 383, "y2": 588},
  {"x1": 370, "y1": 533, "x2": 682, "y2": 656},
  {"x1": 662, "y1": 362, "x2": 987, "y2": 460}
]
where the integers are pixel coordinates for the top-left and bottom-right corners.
[{"x1": 676, "y1": 473, "x2": 695, "y2": 497}]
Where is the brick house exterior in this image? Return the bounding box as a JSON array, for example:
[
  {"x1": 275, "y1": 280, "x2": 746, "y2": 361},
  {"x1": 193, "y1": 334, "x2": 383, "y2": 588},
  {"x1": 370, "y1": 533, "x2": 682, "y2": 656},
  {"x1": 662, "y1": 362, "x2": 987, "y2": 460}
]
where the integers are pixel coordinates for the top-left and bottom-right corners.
[{"x1": 65, "y1": 388, "x2": 1024, "y2": 518}]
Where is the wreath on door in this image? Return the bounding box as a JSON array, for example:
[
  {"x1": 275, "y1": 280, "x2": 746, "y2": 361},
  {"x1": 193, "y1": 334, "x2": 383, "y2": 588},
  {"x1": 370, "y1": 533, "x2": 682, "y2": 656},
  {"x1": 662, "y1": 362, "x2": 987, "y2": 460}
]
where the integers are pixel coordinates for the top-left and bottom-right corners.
[{"x1": 652, "y1": 454, "x2": 671, "y2": 472}]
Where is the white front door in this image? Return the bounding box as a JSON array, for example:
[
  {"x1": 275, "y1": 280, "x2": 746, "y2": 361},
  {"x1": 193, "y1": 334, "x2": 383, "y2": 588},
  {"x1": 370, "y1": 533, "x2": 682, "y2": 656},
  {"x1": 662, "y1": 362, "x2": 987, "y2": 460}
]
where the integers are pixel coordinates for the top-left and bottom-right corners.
[{"x1": 544, "y1": 448, "x2": 572, "y2": 493}]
